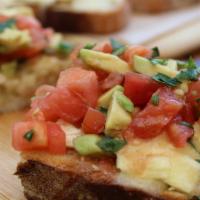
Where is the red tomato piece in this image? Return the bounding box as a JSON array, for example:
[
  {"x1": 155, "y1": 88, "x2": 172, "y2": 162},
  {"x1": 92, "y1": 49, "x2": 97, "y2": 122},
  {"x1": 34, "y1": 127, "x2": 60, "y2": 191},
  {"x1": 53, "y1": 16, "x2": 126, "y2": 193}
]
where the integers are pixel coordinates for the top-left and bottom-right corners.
[
  {"x1": 124, "y1": 72, "x2": 160, "y2": 107},
  {"x1": 12, "y1": 121, "x2": 48, "y2": 151},
  {"x1": 57, "y1": 68, "x2": 99, "y2": 107},
  {"x1": 166, "y1": 123, "x2": 193, "y2": 148},
  {"x1": 121, "y1": 45, "x2": 152, "y2": 64},
  {"x1": 101, "y1": 72, "x2": 124, "y2": 91},
  {"x1": 35, "y1": 85, "x2": 55, "y2": 97},
  {"x1": 31, "y1": 88, "x2": 88, "y2": 124},
  {"x1": 82, "y1": 108, "x2": 106, "y2": 134},
  {"x1": 94, "y1": 69, "x2": 109, "y2": 82},
  {"x1": 124, "y1": 87, "x2": 184, "y2": 139},
  {"x1": 180, "y1": 103, "x2": 195, "y2": 124},
  {"x1": 94, "y1": 41, "x2": 113, "y2": 54},
  {"x1": 47, "y1": 122, "x2": 66, "y2": 154}
]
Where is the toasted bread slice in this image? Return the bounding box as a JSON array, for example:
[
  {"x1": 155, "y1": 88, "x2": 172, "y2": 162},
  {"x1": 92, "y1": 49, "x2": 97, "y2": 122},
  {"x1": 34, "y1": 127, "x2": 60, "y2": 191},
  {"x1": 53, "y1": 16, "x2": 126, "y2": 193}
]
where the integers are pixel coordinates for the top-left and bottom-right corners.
[
  {"x1": 43, "y1": 0, "x2": 130, "y2": 33},
  {"x1": 130, "y1": 0, "x2": 199, "y2": 12},
  {"x1": 16, "y1": 151, "x2": 188, "y2": 200}
]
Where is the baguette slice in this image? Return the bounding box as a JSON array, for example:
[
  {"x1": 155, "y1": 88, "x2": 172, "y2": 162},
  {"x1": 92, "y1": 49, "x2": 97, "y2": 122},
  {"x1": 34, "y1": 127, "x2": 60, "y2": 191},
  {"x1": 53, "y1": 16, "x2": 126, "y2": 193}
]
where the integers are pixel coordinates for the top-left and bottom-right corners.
[
  {"x1": 42, "y1": 0, "x2": 130, "y2": 33},
  {"x1": 16, "y1": 151, "x2": 188, "y2": 200},
  {"x1": 130, "y1": 0, "x2": 199, "y2": 13}
]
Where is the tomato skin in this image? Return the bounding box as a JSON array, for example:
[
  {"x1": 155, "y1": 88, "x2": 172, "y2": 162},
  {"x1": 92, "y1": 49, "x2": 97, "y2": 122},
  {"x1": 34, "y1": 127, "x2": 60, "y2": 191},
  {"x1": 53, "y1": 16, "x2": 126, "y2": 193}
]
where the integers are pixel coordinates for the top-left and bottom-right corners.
[
  {"x1": 101, "y1": 72, "x2": 124, "y2": 91},
  {"x1": 16, "y1": 16, "x2": 41, "y2": 30},
  {"x1": 82, "y1": 108, "x2": 106, "y2": 134},
  {"x1": 166, "y1": 122, "x2": 193, "y2": 148},
  {"x1": 12, "y1": 121, "x2": 48, "y2": 151},
  {"x1": 47, "y1": 122, "x2": 66, "y2": 154},
  {"x1": 124, "y1": 88, "x2": 184, "y2": 139},
  {"x1": 121, "y1": 45, "x2": 152, "y2": 64},
  {"x1": 180, "y1": 103, "x2": 195, "y2": 124},
  {"x1": 94, "y1": 41, "x2": 113, "y2": 54},
  {"x1": 124, "y1": 72, "x2": 160, "y2": 107},
  {"x1": 31, "y1": 88, "x2": 88, "y2": 124},
  {"x1": 57, "y1": 68, "x2": 99, "y2": 107}
]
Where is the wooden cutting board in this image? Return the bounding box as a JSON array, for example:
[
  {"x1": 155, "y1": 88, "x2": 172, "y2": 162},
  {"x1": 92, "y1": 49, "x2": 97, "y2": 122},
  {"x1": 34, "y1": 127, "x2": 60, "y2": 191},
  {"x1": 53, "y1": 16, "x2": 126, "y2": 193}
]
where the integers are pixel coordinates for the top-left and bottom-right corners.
[{"x1": 0, "y1": 112, "x2": 26, "y2": 200}]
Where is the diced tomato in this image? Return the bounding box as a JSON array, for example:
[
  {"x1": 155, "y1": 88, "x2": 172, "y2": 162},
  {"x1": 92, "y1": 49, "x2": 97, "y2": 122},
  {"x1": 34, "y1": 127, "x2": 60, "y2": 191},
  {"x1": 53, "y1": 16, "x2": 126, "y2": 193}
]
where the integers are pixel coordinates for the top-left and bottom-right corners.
[
  {"x1": 31, "y1": 88, "x2": 88, "y2": 124},
  {"x1": 94, "y1": 69, "x2": 109, "y2": 81},
  {"x1": 166, "y1": 122, "x2": 193, "y2": 148},
  {"x1": 124, "y1": 72, "x2": 161, "y2": 107},
  {"x1": 82, "y1": 108, "x2": 106, "y2": 134},
  {"x1": 101, "y1": 72, "x2": 124, "y2": 91},
  {"x1": 121, "y1": 45, "x2": 152, "y2": 64},
  {"x1": 180, "y1": 103, "x2": 195, "y2": 124},
  {"x1": 57, "y1": 68, "x2": 99, "y2": 107},
  {"x1": 94, "y1": 41, "x2": 113, "y2": 54},
  {"x1": 124, "y1": 87, "x2": 184, "y2": 140},
  {"x1": 47, "y1": 122, "x2": 66, "y2": 154},
  {"x1": 12, "y1": 121, "x2": 48, "y2": 151}
]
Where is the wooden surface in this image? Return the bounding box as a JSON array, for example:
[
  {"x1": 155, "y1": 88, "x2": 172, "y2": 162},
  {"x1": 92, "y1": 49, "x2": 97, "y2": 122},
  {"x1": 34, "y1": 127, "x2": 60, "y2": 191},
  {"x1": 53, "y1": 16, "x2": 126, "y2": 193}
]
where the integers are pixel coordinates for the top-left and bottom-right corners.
[{"x1": 0, "y1": 112, "x2": 26, "y2": 200}]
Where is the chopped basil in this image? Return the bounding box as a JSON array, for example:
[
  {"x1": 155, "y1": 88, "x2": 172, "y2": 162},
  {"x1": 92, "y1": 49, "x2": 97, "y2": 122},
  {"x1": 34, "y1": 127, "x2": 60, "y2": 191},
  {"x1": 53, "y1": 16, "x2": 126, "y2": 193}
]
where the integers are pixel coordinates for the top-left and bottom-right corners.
[
  {"x1": 176, "y1": 69, "x2": 199, "y2": 81},
  {"x1": 151, "y1": 47, "x2": 160, "y2": 58},
  {"x1": 177, "y1": 57, "x2": 197, "y2": 69},
  {"x1": 112, "y1": 46, "x2": 126, "y2": 56},
  {"x1": 110, "y1": 38, "x2": 126, "y2": 56},
  {"x1": 23, "y1": 130, "x2": 34, "y2": 142},
  {"x1": 0, "y1": 19, "x2": 16, "y2": 33},
  {"x1": 149, "y1": 58, "x2": 168, "y2": 66},
  {"x1": 57, "y1": 42, "x2": 74, "y2": 55},
  {"x1": 99, "y1": 107, "x2": 108, "y2": 114},
  {"x1": 83, "y1": 43, "x2": 96, "y2": 50},
  {"x1": 179, "y1": 121, "x2": 193, "y2": 129},
  {"x1": 196, "y1": 159, "x2": 200, "y2": 163},
  {"x1": 97, "y1": 137, "x2": 126, "y2": 154},
  {"x1": 152, "y1": 73, "x2": 181, "y2": 87},
  {"x1": 151, "y1": 94, "x2": 159, "y2": 106}
]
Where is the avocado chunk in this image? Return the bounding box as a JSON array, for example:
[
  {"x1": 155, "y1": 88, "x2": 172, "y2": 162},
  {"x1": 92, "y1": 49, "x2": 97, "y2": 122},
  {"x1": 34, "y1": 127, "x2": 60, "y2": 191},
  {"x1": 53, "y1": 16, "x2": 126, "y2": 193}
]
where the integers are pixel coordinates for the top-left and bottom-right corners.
[
  {"x1": 105, "y1": 91, "x2": 132, "y2": 137},
  {"x1": 98, "y1": 85, "x2": 124, "y2": 108},
  {"x1": 133, "y1": 55, "x2": 178, "y2": 78},
  {"x1": 80, "y1": 49, "x2": 131, "y2": 74},
  {"x1": 74, "y1": 135, "x2": 103, "y2": 156},
  {"x1": 116, "y1": 91, "x2": 134, "y2": 113}
]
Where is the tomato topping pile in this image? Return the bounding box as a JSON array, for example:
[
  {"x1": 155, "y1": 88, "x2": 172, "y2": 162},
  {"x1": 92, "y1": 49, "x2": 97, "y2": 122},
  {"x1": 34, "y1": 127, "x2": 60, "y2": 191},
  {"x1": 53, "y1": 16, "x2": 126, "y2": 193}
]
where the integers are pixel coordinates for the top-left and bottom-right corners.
[
  {"x1": 0, "y1": 15, "x2": 49, "y2": 61},
  {"x1": 12, "y1": 40, "x2": 200, "y2": 155}
]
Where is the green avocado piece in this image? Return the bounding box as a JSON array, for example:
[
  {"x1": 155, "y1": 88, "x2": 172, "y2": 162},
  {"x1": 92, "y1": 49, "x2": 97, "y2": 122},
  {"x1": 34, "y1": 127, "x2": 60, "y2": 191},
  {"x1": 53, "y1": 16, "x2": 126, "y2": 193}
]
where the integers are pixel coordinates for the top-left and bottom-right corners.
[
  {"x1": 133, "y1": 55, "x2": 178, "y2": 78},
  {"x1": 116, "y1": 92, "x2": 134, "y2": 113},
  {"x1": 105, "y1": 91, "x2": 132, "y2": 137},
  {"x1": 98, "y1": 85, "x2": 124, "y2": 109},
  {"x1": 74, "y1": 135, "x2": 103, "y2": 156},
  {"x1": 80, "y1": 49, "x2": 131, "y2": 74}
]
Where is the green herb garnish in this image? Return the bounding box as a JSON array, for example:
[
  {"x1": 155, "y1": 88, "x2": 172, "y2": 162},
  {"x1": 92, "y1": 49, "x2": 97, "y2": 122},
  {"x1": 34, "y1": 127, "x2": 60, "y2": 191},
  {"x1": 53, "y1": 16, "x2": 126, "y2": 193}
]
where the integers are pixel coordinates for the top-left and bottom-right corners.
[
  {"x1": 57, "y1": 42, "x2": 74, "y2": 55},
  {"x1": 150, "y1": 58, "x2": 168, "y2": 65},
  {"x1": 97, "y1": 137, "x2": 126, "y2": 154},
  {"x1": 152, "y1": 73, "x2": 181, "y2": 87},
  {"x1": 23, "y1": 130, "x2": 34, "y2": 142},
  {"x1": 176, "y1": 69, "x2": 199, "y2": 81},
  {"x1": 99, "y1": 107, "x2": 108, "y2": 114},
  {"x1": 151, "y1": 94, "x2": 159, "y2": 106},
  {"x1": 177, "y1": 57, "x2": 197, "y2": 69},
  {"x1": 196, "y1": 159, "x2": 200, "y2": 163},
  {"x1": 179, "y1": 121, "x2": 193, "y2": 129},
  {"x1": 0, "y1": 19, "x2": 16, "y2": 32},
  {"x1": 151, "y1": 47, "x2": 160, "y2": 58},
  {"x1": 110, "y1": 38, "x2": 126, "y2": 56},
  {"x1": 83, "y1": 43, "x2": 96, "y2": 50}
]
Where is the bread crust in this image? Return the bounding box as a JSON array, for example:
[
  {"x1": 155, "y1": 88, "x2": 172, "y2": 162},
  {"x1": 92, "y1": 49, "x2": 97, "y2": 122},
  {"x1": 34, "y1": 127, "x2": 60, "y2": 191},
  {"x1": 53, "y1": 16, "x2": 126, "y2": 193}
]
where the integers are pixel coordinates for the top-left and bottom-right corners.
[
  {"x1": 16, "y1": 160, "x2": 163, "y2": 200},
  {"x1": 42, "y1": 1, "x2": 130, "y2": 33}
]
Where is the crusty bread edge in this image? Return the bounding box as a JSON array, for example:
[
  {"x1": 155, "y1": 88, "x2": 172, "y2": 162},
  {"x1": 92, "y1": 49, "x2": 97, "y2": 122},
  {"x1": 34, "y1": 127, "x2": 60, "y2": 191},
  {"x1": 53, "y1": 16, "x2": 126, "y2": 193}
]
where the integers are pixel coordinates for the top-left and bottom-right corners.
[{"x1": 42, "y1": 1, "x2": 130, "y2": 33}]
